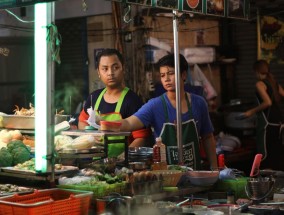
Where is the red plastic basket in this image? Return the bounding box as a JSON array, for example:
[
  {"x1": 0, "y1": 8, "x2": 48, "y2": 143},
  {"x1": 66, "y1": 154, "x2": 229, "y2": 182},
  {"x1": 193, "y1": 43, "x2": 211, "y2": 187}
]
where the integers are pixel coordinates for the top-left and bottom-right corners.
[{"x1": 0, "y1": 188, "x2": 93, "y2": 215}]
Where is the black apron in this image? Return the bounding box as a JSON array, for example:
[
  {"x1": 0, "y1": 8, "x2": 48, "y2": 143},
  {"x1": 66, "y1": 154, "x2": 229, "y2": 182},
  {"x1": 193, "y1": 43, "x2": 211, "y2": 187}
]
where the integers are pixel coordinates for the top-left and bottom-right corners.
[
  {"x1": 159, "y1": 93, "x2": 201, "y2": 170},
  {"x1": 256, "y1": 80, "x2": 284, "y2": 170}
]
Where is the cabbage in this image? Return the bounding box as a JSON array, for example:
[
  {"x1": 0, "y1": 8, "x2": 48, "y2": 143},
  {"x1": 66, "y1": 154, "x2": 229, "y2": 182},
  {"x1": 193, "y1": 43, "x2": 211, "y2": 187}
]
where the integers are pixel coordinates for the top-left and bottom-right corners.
[{"x1": 54, "y1": 135, "x2": 73, "y2": 151}]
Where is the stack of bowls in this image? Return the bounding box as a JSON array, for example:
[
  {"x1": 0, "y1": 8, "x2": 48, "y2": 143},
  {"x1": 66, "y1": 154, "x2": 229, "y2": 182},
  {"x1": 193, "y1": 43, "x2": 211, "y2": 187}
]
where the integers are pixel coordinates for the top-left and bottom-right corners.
[{"x1": 128, "y1": 147, "x2": 153, "y2": 168}]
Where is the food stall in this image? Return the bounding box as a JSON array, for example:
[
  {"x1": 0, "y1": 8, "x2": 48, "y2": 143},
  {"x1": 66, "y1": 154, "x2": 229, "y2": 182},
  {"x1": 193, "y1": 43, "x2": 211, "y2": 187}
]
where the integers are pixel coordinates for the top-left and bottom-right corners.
[{"x1": 0, "y1": 0, "x2": 284, "y2": 214}]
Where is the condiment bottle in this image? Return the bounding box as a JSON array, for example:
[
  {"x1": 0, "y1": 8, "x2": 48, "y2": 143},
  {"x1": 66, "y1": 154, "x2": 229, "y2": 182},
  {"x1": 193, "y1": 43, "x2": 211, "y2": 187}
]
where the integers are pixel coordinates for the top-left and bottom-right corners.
[
  {"x1": 153, "y1": 137, "x2": 167, "y2": 163},
  {"x1": 227, "y1": 190, "x2": 235, "y2": 204}
]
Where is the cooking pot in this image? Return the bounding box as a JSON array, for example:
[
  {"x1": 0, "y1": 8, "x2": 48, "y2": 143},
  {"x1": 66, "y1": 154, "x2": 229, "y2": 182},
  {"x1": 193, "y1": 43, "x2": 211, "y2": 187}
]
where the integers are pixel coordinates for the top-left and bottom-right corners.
[
  {"x1": 219, "y1": 100, "x2": 257, "y2": 136},
  {"x1": 245, "y1": 177, "x2": 275, "y2": 201},
  {"x1": 224, "y1": 112, "x2": 256, "y2": 129}
]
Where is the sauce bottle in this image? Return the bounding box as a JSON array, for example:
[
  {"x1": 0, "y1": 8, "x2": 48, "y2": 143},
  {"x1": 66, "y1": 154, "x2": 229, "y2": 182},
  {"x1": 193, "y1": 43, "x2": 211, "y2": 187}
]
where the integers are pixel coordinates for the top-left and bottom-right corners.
[{"x1": 153, "y1": 137, "x2": 167, "y2": 163}]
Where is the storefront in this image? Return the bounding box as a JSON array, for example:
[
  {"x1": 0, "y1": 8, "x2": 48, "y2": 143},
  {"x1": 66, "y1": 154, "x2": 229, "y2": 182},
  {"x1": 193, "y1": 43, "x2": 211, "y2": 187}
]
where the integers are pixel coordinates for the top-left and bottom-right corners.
[{"x1": 0, "y1": 0, "x2": 284, "y2": 214}]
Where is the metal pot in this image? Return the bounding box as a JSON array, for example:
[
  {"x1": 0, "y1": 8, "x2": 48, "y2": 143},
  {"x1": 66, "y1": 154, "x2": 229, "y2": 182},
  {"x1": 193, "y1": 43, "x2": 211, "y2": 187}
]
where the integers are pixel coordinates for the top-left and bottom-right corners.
[
  {"x1": 224, "y1": 112, "x2": 256, "y2": 129},
  {"x1": 245, "y1": 177, "x2": 275, "y2": 201}
]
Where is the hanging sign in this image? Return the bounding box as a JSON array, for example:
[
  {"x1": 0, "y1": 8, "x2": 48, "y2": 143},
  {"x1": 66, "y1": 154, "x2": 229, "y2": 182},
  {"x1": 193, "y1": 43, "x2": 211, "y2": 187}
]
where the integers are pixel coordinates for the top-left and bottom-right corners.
[
  {"x1": 182, "y1": 0, "x2": 203, "y2": 14},
  {"x1": 115, "y1": 0, "x2": 249, "y2": 20},
  {"x1": 226, "y1": 0, "x2": 249, "y2": 20},
  {"x1": 155, "y1": 0, "x2": 180, "y2": 10},
  {"x1": 206, "y1": 0, "x2": 225, "y2": 17}
]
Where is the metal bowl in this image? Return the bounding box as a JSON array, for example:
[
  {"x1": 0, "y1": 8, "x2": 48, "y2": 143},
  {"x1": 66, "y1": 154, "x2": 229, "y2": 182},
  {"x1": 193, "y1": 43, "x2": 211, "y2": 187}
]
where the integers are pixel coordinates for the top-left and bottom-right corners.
[
  {"x1": 128, "y1": 147, "x2": 153, "y2": 155},
  {"x1": 187, "y1": 171, "x2": 219, "y2": 186}
]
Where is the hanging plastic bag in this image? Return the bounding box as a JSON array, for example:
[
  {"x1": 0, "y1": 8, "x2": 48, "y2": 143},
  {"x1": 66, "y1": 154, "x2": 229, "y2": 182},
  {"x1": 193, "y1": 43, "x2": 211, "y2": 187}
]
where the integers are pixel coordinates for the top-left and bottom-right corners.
[{"x1": 190, "y1": 64, "x2": 217, "y2": 100}]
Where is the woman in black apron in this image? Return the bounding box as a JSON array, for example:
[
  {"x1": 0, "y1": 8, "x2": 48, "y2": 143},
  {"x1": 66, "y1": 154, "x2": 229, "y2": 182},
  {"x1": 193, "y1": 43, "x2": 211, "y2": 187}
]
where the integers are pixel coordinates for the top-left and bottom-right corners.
[{"x1": 243, "y1": 60, "x2": 284, "y2": 170}]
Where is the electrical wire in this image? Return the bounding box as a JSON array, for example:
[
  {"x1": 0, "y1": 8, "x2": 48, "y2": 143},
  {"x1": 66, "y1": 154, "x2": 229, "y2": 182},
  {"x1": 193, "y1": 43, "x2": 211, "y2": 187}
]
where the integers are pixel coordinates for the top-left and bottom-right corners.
[{"x1": 4, "y1": 9, "x2": 34, "y2": 23}]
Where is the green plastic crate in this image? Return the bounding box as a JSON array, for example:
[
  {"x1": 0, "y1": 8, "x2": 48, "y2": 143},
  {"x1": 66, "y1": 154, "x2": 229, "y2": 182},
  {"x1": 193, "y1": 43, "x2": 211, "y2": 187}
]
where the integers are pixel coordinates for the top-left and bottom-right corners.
[{"x1": 214, "y1": 177, "x2": 248, "y2": 199}]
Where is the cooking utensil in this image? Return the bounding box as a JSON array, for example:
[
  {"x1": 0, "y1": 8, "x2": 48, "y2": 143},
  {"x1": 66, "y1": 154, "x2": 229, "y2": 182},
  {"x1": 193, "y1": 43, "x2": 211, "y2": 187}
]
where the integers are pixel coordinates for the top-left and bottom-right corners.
[
  {"x1": 245, "y1": 177, "x2": 275, "y2": 201},
  {"x1": 224, "y1": 112, "x2": 256, "y2": 129},
  {"x1": 250, "y1": 154, "x2": 262, "y2": 177},
  {"x1": 235, "y1": 113, "x2": 247, "y2": 120},
  {"x1": 260, "y1": 202, "x2": 284, "y2": 205},
  {"x1": 176, "y1": 198, "x2": 190, "y2": 207},
  {"x1": 234, "y1": 201, "x2": 252, "y2": 211}
]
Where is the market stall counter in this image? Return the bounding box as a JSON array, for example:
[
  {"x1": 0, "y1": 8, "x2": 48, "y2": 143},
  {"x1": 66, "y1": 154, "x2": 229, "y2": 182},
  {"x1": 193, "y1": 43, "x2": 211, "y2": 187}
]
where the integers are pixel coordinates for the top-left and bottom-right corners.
[{"x1": 60, "y1": 130, "x2": 131, "y2": 167}]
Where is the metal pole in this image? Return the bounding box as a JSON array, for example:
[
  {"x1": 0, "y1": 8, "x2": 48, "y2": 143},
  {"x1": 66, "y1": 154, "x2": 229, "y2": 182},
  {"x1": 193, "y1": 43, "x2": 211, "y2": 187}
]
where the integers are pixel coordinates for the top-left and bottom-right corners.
[
  {"x1": 256, "y1": 9, "x2": 261, "y2": 60},
  {"x1": 47, "y1": 2, "x2": 55, "y2": 182},
  {"x1": 172, "y1": 10, "x2": 183, "y2": 164}
]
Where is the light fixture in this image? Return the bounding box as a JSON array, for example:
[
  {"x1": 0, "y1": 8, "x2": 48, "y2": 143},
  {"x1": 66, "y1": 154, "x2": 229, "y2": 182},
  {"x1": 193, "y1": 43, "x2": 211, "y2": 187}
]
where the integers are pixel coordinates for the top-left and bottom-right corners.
[{"x1": 34, "y1": 2, "x2": 55, "y2": 173}]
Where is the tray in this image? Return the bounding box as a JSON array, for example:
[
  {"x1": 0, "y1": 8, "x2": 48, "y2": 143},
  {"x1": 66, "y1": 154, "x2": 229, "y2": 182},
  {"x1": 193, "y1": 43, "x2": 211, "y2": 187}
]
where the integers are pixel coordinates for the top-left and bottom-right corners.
[
  {"x1": 59, "y1": 146, "x2": 104, "y2": 154},
  {"x1": 129, "y1": 147, "x2": 153, "y2": 155},
  {"x1": 1, "y1": 115, "x2": 68, "y2": 129},
  {"x1": 0, "y1": 166, "x2": 79, "y2": 175},
  {"x1": 1, "y1": 115, "x2": 34, "y2": 129},
  {"x1": 0, "y1": 185, "x2": 34, "y2": 197},
  {"x1": 0, "y1": 190, "x2": 34, "y2": 197}
]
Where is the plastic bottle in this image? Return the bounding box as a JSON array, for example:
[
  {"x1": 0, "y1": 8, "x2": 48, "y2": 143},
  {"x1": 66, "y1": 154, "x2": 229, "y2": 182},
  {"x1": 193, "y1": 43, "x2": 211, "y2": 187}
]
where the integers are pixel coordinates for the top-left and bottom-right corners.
[
  {"x1": 153, "y1": 137, "x2": 167, "y2": 163},
  {"x1": 227, "y1": 190, "x2": 235, "y2": 204}
]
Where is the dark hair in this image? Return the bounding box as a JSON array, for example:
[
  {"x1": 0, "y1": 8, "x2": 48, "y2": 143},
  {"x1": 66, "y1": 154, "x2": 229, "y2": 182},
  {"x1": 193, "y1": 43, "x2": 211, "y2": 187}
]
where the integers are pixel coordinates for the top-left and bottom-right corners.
[
  {"x1": 156, "y1": 53, "x2": 188, "y2": 73},
  {"x1": 253, "y1": 59, "x2": 281, "y2": 102},
  {"x1": 96, "y1": 49, "x2": 124, "y2": 69}
]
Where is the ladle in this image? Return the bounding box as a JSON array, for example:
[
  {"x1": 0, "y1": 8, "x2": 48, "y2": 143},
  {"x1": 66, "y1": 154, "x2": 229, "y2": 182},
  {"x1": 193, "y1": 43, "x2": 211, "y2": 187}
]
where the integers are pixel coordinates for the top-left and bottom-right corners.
[
  {"x1": 176, "y1": 194, "x2": 194, "y2": 207},
  {"x1": 176, "y1": 198, "x2": 190, "y2": 207},
  {"x1": 250, "y1": 154, "x2": 262, "y2": 177}
]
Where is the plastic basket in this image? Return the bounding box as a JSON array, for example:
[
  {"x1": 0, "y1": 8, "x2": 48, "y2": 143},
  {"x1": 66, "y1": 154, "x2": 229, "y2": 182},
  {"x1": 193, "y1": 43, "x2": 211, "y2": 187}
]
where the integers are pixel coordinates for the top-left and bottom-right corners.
[
  {"x1": 0, "y1": 188, "x2": 93, "y2": 215},
  {"x1": 152, "y1": 170, "x2": 183, "y2": 187},
  {"x1": 214, "y1": 177, "x2": 248, "y2": 199}
]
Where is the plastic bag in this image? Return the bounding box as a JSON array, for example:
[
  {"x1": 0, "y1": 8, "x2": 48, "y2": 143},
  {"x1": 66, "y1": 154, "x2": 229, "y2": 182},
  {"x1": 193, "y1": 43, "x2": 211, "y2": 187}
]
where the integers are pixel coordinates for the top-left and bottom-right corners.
[{"x1": 190, "y1": 64, "x2": 217, "y2": 100}]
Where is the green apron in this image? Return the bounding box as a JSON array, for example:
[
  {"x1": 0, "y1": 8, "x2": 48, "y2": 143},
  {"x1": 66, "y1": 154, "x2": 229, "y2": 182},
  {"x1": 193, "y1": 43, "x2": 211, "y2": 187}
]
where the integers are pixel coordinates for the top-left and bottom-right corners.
[
  {"x1": 94, "y1": 87, "x2": 129, "y2": 158},
  {"x1": 160, "y1": 93, "x2": 201, "y2": 170}
]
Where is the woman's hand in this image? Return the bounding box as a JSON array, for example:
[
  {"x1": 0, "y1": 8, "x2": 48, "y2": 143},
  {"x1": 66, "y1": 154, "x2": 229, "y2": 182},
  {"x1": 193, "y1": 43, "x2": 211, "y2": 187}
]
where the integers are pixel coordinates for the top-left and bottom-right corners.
[{"x1": 244, "y1": 110, "x2": 254, "y2": 118}]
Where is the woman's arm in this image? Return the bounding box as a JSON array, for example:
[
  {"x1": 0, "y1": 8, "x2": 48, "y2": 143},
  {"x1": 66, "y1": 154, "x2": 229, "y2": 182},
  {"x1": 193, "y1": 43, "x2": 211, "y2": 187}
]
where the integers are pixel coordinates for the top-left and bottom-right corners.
[
  {"x1": 78, "y1": 121, "x2": 88, "y2": 130},
  {"x1": 278, "y1": 84, "x2": 284, "y2": 97},
  {"x1": 244, "y1": 81, "x2": 272, "y2": 117},
  {"x1": 201, "y1": 133, "x2": 218, "y2": 170},
  {"x1": 120, "y1": 115, "x2": 144, "y2": 131}
]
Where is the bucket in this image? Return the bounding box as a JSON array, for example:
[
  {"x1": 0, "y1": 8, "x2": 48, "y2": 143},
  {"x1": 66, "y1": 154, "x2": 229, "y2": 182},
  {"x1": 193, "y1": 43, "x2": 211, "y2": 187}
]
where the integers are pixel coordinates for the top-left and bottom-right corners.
[{"x1": 245, "y1": 177, "x2": 275, "y2": 201}]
